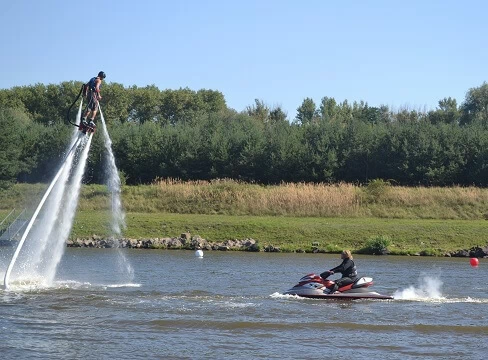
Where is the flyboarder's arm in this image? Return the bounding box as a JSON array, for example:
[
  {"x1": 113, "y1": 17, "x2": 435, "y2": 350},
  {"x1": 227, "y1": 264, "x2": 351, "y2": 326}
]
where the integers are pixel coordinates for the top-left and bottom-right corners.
[{"x1": 95, "y1": 79, "x2": 102, "y2": 99}]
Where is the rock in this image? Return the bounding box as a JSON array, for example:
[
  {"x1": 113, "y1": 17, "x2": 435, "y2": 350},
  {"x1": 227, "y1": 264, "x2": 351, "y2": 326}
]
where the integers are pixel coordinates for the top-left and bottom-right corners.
[
  {"x1": 190, "y1": 235, "x2": 208, "y2": 250},
  {"x1": 65, "y1": 235, "x2": 265, "y2": 252},
  {"x1": 469, "y1": 246, "x2": 488, "y2": 258},
  {"x1": 167, "y1": 238, "x2": 183, "y2": 248},
  {"x1": 264, "y1": 245, "x2": 281, "y2": 253},
  {"x1": 452, "y1": 250, "x2": 469, "y2": 257},
  {"x1": 180, "y1": 233, "x2": 191, "y2": 243},
  {"x1": 243, "y1": 238, "x2": 256, "y2": 247},
  {"x1": 247, "y1": 243, "x2": 260, "y2": 252}
]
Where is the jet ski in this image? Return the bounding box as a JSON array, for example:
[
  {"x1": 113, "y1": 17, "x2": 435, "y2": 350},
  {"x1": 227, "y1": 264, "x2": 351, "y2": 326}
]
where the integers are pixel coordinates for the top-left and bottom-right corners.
[{"x1": 284, "y1": 273, "x2": 393, "y2": 300}]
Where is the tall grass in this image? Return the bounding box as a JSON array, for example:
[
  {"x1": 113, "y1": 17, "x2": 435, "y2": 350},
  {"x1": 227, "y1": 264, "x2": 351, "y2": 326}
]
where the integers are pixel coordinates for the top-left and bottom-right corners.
[{"x1": 1, "y1": 180, "x2": 488, "y2": 220}]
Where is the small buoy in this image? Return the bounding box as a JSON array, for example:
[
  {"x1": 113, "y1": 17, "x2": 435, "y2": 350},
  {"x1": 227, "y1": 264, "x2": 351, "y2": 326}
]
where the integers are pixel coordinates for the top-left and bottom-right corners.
[
  {"x1": 195, "y1": 249, "x2": 203, "y2": 258},
  {"x1": 470, "y1": 258, "x2": 479, "y2": 267}
]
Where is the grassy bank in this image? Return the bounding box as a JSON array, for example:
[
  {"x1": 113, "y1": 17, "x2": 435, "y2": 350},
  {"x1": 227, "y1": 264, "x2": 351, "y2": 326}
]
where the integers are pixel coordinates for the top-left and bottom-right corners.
[
  {"x1": 1, "y1": 181, "x2": 487, "y2": 255},
  {"x1": 69, "y1": 211, "x2": 487, "y2": 255},
  {"x1": 2, "y1": 180, "x2": 488, "y2": 219}
]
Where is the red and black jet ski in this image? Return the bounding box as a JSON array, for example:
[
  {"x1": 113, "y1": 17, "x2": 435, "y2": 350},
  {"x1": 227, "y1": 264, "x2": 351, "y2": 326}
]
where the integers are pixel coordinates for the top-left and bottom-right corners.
[{"x1": 284, "y1": 273, "x2": 393, "y2": 300}]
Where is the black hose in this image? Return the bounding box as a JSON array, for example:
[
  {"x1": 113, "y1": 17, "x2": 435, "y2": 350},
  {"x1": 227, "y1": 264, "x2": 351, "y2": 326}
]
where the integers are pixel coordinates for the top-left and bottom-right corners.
[{"x1": 66, "y1": 84, "x2": 84, "y2": 127}]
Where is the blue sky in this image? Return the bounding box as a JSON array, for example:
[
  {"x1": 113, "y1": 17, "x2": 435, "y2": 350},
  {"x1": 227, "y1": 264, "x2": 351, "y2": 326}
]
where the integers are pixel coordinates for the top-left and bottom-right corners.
[{"x1": 1, "y1": 0, "x2": 487, "y2": 119}]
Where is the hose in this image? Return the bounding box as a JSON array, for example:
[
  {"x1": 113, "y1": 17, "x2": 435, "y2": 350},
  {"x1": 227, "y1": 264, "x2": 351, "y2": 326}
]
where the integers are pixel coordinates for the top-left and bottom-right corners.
[{"x1": 66, "y1": 84, "x2": 84, "y2": 127}]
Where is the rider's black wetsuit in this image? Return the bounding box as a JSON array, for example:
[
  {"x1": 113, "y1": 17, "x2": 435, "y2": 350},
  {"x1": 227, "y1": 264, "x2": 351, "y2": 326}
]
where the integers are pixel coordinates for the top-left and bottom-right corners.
[{"x1": 321, "y1": 258, "x2": 358, "y2": 292}]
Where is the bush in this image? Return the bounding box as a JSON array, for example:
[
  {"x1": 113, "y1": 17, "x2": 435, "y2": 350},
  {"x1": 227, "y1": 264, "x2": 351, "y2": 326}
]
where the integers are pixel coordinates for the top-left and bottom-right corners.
[
  {"x1": 362, "y1": 179, "x2": 391, "y2": 203},
  {"x1": 360, "y1": 235, "x2": 391, "y2": 255}
]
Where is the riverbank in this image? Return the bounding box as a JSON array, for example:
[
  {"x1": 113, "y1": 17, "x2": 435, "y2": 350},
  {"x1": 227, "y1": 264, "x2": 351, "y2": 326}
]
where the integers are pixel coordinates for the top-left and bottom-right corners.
[
  {"x1": 66, "y1": 231, "x2": 488, "y2": 258},
  {"x1": 68, "y1": 211, "x2": 488, "y2": 256}
]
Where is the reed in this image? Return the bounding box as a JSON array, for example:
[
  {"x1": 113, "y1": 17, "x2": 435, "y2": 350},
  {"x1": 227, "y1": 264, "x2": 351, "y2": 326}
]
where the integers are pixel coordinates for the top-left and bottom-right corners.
[{"x1": 2, "y1": 180, "x2": 488, "y2": 220}]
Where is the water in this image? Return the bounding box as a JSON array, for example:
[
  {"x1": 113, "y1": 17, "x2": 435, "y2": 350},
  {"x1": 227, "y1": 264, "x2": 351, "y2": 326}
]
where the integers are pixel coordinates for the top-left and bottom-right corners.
[
  {"x1": 40, "y1": 134, "x2": 93, "y2": 285},
  {"x1": 98, "y1": 106, "x2": 126, "y2": 236},
  {"x1": 0, "y1": 252, "x2": 486, "y2": 359},
  {"x1": 5, "y1": 103, "x2": 131, "y2": 289},
  {"x1": 98, "y1": 106, "x2": 133, "y2": 282},
  {"x1": 3, "y1": 101, "x2": 86, "y2": 289}
]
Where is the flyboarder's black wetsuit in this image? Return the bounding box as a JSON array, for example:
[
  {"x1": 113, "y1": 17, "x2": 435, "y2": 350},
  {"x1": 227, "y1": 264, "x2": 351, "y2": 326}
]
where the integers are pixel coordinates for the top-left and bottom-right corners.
[{"x1": 320, "y1": 258, "x2": 358, "y2": 293}]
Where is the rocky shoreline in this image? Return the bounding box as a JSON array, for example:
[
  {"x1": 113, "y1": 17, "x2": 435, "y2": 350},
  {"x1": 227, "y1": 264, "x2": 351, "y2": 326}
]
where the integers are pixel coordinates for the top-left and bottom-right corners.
[
  {"x1": 67, "y1": 233, "x2": 260, "y2": 252},
  {"x1": 66, "y1": 233, "x2": 488, "y2": 258}
]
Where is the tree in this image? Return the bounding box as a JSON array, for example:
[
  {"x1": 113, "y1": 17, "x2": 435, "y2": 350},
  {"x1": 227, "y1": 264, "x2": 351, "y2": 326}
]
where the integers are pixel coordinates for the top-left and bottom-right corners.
[
  {"x1": 129, "y1": 85, "x2": 162, "y2": 124},
  {"x1": 319, "y1": 96, "x2": 338, "y2": 122},
  {"x1": 428, "y1": 97, "x2": 459, "y2": 125},
  {"x1": 196, "y1": 89, "x2": 227, "y2": 114},
  {"x1": 0, "y1": 109, "x2": 27, "y2": 187},
  {"x1": 246, "y1": 99, "x2": 270, "y2": 122},
  {"x1": 160, "y1": 87, "x2": 221, "y2": 125},
  {"x1": 460, "y1": 82, "x2": 488, "y2": 126},
  {"x1": 269, "y1": 106, "x2": 288, "y2": 123},
  {"x1": 102, "y1": 82, "x2": 131, "y2": 123},
  {"x1": 295, "y1": 97, "x2": 318, "y2": 125}
]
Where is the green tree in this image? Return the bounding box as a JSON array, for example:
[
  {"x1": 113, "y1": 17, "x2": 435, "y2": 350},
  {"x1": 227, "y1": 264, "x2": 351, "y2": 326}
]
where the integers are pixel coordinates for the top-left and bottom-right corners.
[
  {"x1": 295, "y1": 97, "x2": 318, "y2": 125},
  {"x1": 269, "y1": 106, "x2": 288, "y2": 123},
  {"x1": 0, "y1": 109, "x2": 28, "y2": 187},
  {"x1": 102, "y1": 82, "x2": 131, "y2": 123},
  {"x1": 246, "y1": 99, "x2": 270, "y2": 122},
  {"x1": 129, "y1": 85, "x2": 162, "y2": 124},
  {"x1": 196, "y1": 89, "x2": 227, "y2": 114},
  {"x1": 460, "y1": 82, "x2": 488, "y2": 126},
  {"x1": 319, "y1": 96, "x2": 338, "y2": 122},
  {"x1": 428, "y1": 97, "x2": 459, "y2": 125}
]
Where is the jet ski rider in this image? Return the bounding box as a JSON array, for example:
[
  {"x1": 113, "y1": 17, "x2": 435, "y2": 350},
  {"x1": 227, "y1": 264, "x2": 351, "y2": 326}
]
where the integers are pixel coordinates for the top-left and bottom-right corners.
[{"x1": 320, "y1": 250, "x2": 358, "y2": 294}]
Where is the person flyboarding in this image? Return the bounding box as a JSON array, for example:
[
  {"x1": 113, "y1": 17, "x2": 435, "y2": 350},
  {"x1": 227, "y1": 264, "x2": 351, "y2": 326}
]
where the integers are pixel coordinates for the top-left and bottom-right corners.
[{"x1": 81, "y1": 71, "x2": 106, "y2": 129}]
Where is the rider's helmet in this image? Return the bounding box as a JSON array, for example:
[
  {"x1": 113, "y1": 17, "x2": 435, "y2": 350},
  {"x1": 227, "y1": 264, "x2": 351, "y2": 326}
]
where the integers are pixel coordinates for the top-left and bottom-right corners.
[{"x1": 98, "y1": 71, "x2": 106, "y2": 79}]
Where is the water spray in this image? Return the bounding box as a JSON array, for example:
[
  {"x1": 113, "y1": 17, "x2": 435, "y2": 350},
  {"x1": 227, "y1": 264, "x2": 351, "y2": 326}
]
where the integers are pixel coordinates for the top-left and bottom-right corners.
[{"x1": 3, "y1": 136, "x2": 83, "y2": 289}]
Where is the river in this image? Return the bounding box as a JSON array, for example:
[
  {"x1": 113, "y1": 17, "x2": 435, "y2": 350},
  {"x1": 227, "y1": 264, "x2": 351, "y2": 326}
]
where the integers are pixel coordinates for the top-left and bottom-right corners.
[{"x1": 0, "y1": 249, "x2": 486, "y2": 359}]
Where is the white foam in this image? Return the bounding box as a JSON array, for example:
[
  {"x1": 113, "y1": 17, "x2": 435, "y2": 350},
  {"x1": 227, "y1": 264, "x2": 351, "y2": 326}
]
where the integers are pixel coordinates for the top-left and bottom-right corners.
[
  {"x1": 393, "y1": 272, "x2": 444, "y2": 300},
  {"x1": 105, "y1": 283, "x2": 141, "y2": 288},
  {"x1": 269, "y1": 292, "x2": 304, "y2": 300}
]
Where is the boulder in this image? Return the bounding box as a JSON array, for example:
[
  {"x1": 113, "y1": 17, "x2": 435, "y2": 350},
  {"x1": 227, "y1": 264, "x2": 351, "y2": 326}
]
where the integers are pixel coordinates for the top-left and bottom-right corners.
[
  {"x1": 469, "y1": 246, "x2": 488, "y2": 258},
  {"x1": 264, "y1": 245, "x2": 281, "y2": 253},
  {"x1": 167, "y1": 238, "x2": 183, "y2": 248},
  {"x1": 452, "y1": 250, "x2": 470, "y2": 257}
]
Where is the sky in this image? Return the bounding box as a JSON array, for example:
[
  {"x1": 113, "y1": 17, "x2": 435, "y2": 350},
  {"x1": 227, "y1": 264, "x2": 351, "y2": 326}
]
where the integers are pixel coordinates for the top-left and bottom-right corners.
[{"x1": 1, "y1": 0, "x2": 487, "y2": 119}]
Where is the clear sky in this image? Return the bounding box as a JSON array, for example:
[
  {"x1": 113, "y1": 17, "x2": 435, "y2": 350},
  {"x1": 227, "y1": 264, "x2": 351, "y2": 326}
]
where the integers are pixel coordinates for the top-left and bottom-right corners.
[{"x1": 1, "y1": 0, "x2": 487, "y2": 119}]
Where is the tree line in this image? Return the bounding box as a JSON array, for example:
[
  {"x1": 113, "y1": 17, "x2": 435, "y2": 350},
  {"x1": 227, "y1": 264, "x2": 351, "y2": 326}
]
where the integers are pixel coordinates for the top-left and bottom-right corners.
[{"x1": 0, "y1": 81, "x2": 487, "y2": 187}]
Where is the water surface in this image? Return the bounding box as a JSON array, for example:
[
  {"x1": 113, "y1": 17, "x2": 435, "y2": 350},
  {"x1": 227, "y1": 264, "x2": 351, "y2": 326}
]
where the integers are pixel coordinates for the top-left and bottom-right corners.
[{"x1": 1, "y1": 250, "x2": 486, "y2": 359}]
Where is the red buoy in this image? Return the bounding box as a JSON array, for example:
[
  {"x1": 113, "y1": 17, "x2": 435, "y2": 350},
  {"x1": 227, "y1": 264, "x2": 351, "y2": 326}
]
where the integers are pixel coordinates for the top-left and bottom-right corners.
[{"x1": 470, "y1": 258, "x2": 479, "y2": 267}]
